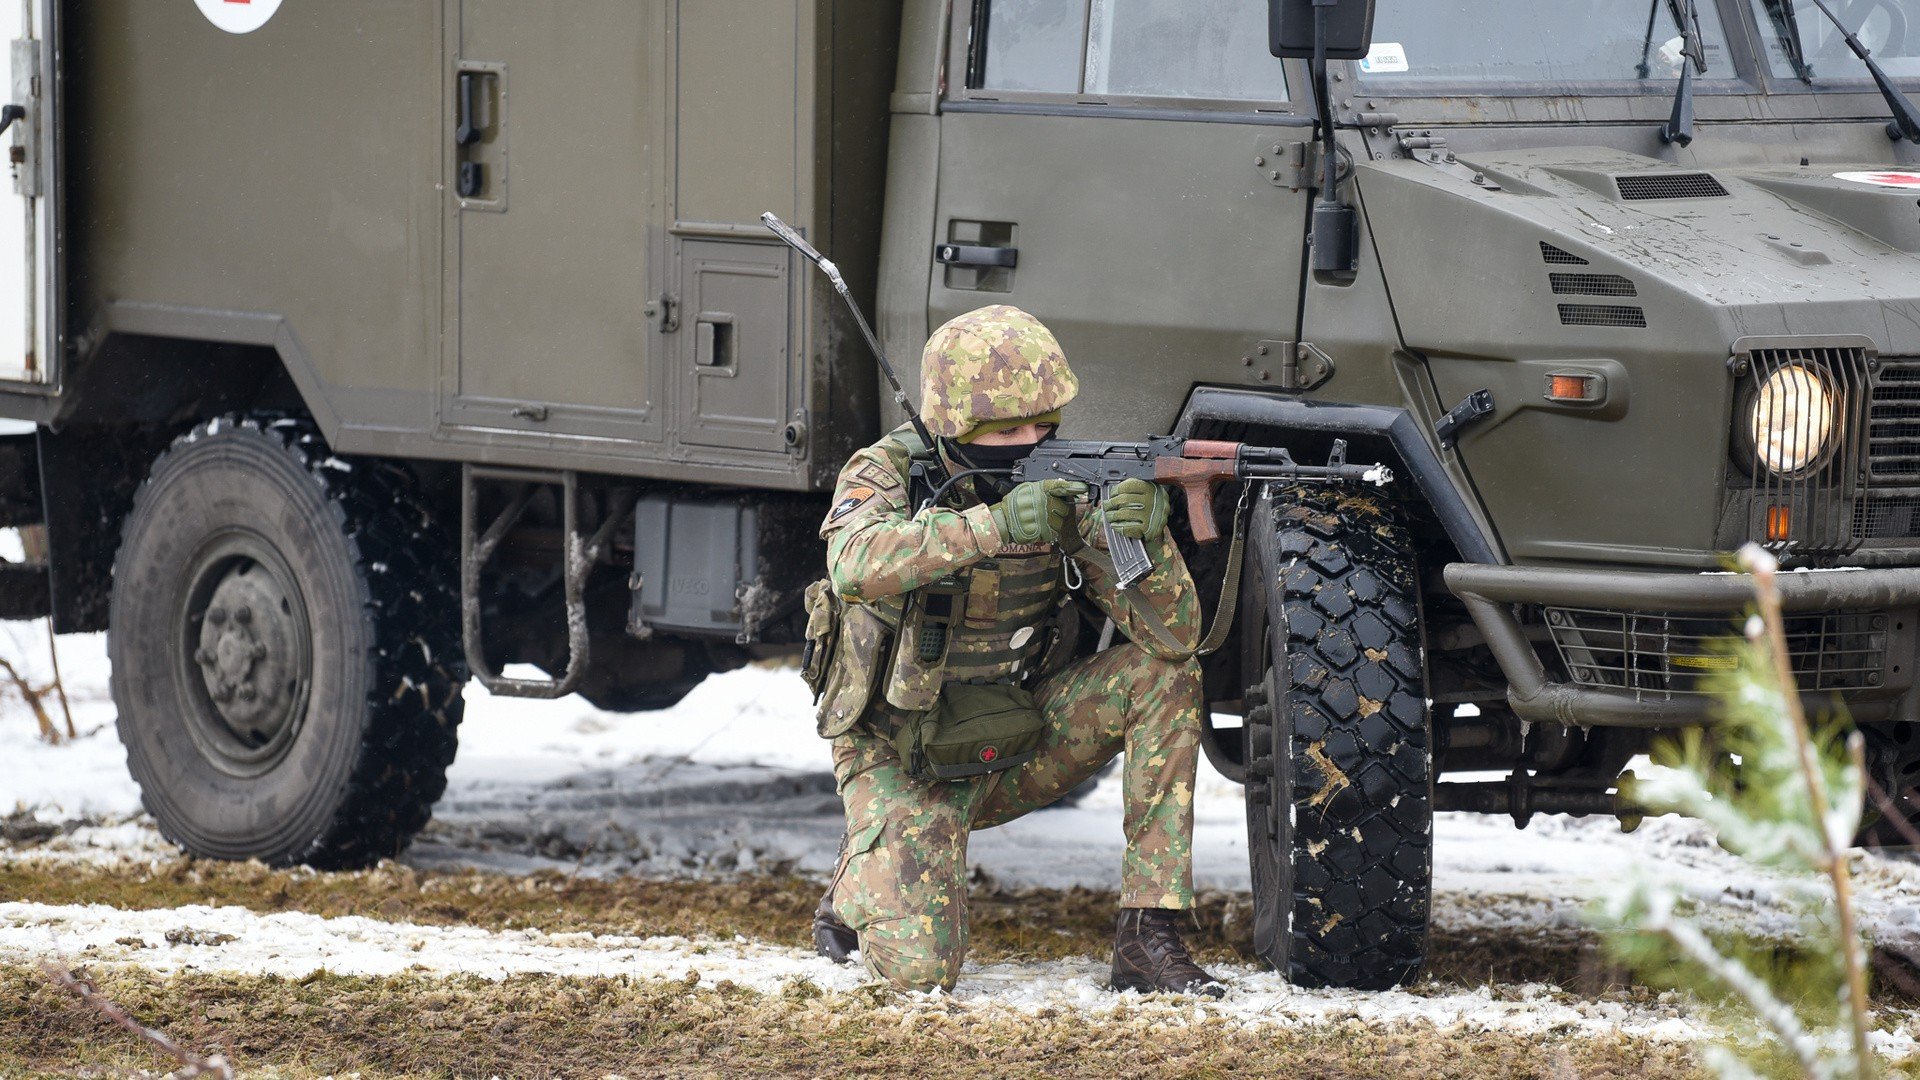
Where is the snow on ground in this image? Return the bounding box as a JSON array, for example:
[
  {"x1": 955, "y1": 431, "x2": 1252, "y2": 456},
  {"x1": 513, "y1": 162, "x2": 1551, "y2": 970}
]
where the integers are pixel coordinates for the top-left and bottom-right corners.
[
  {"x1": 9, "y1": 629, "x2": 1920, "y2": 1030},
  {"x1": 0, "y1": 898, "x2": 1730, "y2": 1044}
]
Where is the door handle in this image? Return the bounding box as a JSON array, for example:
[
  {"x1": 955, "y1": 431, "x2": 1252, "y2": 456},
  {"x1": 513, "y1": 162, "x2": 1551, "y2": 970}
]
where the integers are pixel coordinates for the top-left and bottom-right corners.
[
  {"x1": 695, "y1": 314, "x2": 736, "y2": 369},
  {"x1": 0, "y1": 105, "x2": 24, "y2": 139},
  {"x1": 455, "y1": 72, "x2": 484, "y2": 146},
  {"x1": 935, "y1": 243, "x2": 1018, "y2": 269}
]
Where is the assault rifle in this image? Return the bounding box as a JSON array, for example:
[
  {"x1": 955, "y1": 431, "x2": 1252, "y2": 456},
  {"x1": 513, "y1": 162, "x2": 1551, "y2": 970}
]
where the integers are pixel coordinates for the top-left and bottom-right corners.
[
  {"x1": 759, "y1": 210, "x2": 1391, "y2": 592},
  {"x1": 1014, "y1": 437, "x2": 1390, "y2": 590}
]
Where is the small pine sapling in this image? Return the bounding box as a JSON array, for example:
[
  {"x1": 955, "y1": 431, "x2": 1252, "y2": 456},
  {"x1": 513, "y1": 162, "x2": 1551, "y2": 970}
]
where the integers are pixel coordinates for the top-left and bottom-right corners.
[{"x1": 1594, "y1": 544, "x2": 1876, "y2": 1080}]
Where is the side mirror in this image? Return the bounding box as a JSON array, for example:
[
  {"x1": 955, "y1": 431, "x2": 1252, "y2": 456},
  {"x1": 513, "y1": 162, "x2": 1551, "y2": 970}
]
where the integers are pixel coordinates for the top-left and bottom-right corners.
[{"x1": 1269, "y1": 0, "x2": 1377, "y2": 61}]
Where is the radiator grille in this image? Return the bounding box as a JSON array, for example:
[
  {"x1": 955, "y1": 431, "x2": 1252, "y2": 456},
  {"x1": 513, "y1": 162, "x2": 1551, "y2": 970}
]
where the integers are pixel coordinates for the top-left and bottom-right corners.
[
  {"x1": 1860, "y1": 358, "x2": 1920, "y2": 540},
  {"x1": 1546, "y1": 607, "x2": 1887, "y2": 698},
  {"x1": 1549, "y1": 273, "x2": 1638, "y2": 298},
  {"x1": 1743, "y1": 346, "x2": 1871, "y2": 555},
  {"x1": 1616, "y1": 172, "x2": 1730, "y2": 200},
  {"x1": 1558, "y1": 303, "x2": 1647, "y2": 328}
]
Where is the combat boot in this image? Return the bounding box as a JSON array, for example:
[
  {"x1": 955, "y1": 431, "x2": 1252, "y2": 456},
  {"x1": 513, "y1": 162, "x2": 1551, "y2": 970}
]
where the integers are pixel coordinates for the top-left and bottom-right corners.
[
  {"x1": 1108, "y1": 908, "x2": 1226, "y2": 997},
  {"x1": 814, "y1": 834, "x2": 859, "y2": 964},
  {"x1": 813, "y1": 886, "x2": 858, "y2": 963}
]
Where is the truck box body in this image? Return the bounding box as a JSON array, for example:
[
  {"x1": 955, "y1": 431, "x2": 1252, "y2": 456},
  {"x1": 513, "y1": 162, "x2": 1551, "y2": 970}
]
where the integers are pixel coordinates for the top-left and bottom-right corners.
[{"x1": 52, "y1": 1, "x2": 896, "y2": 490}]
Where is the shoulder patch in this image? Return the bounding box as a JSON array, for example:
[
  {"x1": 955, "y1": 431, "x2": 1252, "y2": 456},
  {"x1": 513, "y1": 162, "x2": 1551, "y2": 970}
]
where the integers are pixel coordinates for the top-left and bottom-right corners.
[
  {"x1": 851, "y1": 460, "x2": 905, "y2": 495},
  {"x1": 830, "y1": 486, "x2": 878, "y2": 521}
]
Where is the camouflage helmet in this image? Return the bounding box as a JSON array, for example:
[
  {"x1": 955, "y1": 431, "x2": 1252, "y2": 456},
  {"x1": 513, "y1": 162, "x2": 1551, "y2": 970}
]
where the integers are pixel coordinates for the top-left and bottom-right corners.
[{"x1": 919, "y1": 305, "x2": 1079, "y2": 441}]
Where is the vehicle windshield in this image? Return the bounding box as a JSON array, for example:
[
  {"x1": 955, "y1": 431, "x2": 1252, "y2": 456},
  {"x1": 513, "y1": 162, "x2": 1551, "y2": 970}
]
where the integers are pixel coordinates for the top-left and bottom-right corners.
[
  {"x1": 1751, "y1": 0, "x2": 1920, "y2": 82},
  {"x1": 1359, "y1": 0, "x2": 1735, "y2": 88}
]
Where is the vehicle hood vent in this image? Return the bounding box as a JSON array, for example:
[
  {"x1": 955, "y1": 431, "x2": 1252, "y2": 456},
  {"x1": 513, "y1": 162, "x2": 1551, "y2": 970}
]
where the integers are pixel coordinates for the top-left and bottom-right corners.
[
  {"x1": 1539, "y1": 242, "x2": 1644, "y2": 327},
  {"x1": 1539, "y1": 242, "x2": 1588, "y2": 265},
  {"x1": 1615, "y1": 172, "x2": 1729, "y2": 200}
]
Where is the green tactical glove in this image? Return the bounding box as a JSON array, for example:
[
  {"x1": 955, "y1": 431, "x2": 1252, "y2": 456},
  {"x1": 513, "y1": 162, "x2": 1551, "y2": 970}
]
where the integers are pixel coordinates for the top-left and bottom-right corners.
[
  {"x1": 990, "y1": 479, "x2": 1087, "y2": 545},
  {"x1": 1101, "y1": 477, "x2": 1171, "y2": 541}
]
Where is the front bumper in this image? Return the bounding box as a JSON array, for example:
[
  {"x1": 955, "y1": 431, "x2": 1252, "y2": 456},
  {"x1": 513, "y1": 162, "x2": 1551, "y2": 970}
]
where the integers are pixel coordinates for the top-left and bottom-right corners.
[{"x1": 1444, "y1": 563, "x2": 1920, "y2": 727}]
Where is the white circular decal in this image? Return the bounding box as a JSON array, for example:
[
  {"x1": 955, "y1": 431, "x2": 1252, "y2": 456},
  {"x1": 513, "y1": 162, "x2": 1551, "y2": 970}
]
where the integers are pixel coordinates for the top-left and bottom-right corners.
[
  {"x1": 193, "y1": 0, "x2": 283, "y2": 35},
  {"x1": 1834, "y1": 170, "x2": 1920, "y2": 188}
]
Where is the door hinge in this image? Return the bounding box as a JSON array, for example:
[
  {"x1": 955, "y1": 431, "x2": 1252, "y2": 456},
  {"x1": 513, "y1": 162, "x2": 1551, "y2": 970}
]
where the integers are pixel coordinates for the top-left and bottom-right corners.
[
  {"x1": 1259, "y1": 140, "x2": 1315, "y2": 191},
  {"x1": 644, "y1": 294, "x2": 680, "y2": 333},
  {"x1": 1248, "y1": 340, "x2": 1334, "y2": 391},
  {"x1": 1435, "y1": 389, "x2": 1496, "y2": 450}
]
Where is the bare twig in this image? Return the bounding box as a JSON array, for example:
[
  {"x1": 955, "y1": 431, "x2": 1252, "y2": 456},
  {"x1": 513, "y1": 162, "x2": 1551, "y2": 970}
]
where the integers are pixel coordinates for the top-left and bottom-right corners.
[
  {"x1": 0, "y1": 652, "x2": 59, "y2": 744},
  {"x1": 1743, "y1": 545, "x2": 1875, "y2": 1078},
  {"x1": 38, "y1": 961, "x2": 235, "y2": 1079},
  {"x1": 43, "y1": 614, "x2": 73, "y2": 740}
]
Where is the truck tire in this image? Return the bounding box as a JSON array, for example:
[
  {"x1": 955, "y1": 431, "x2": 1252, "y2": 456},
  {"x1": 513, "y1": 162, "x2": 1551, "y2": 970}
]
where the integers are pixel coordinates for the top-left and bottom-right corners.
[
  {"x1": 109, "y1": 415, "x2": 465, "y2": 869},
  {"x1": 1241, "y1": 485, "x2": 1431, "y2": 989},
  {"x1": 1861, "y1": 723, "x2": 1920, "y2": 848}
]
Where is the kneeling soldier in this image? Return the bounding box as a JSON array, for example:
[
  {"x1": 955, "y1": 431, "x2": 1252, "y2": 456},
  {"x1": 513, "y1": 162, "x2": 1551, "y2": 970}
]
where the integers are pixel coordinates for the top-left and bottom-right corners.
[{"x1": 802, "y1": 304, "x2": 1224, "y2": 997}]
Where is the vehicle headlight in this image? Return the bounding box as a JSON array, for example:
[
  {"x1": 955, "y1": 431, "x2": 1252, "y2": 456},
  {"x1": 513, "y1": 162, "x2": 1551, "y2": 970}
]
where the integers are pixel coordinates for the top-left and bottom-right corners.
[{"x1": 1749, "y1": 364, "x2": 1836, "y2": 476}]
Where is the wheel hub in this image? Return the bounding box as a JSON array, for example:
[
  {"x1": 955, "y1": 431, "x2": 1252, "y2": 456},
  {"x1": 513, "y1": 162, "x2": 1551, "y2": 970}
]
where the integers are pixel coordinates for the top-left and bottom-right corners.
[{"x1": 183, "y1": 545, "x2": 311, "y2": 764}]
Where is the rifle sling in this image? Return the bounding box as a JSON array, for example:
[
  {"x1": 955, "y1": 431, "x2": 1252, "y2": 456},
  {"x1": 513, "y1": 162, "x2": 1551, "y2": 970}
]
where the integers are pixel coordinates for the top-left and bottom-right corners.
[{"x1": 1064, "y1": 497, "x2": 1249, "y2": 662}]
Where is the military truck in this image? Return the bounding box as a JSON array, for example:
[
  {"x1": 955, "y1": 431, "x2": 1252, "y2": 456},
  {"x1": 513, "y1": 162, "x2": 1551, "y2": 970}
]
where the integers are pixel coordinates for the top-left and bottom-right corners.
[{"x1": 4, "y1": 0, "x2": 1920, "y2": 989}]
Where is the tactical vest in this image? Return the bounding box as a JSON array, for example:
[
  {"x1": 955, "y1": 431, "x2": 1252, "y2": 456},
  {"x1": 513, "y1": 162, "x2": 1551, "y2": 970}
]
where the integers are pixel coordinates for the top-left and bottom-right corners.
[{"x1": 804, "y1": 429, "x2": 1077, "y2": 741}]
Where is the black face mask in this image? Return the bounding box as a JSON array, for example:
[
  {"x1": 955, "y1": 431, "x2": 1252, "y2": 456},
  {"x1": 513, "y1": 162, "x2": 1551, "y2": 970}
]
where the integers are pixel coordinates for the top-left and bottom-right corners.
[{"x1": 948, "y1": 429, "x2": 1056, "y2": 504}]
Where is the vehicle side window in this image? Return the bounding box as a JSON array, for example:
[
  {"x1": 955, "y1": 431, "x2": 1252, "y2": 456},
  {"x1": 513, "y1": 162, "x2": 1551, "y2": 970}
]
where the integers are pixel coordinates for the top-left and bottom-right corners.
[
  {"x1": 980, "y1": 0, "x2": 1087, "y2": 94},
  {"x1": 974, "y1": 0, "x2": 1289, "y2": 102}
]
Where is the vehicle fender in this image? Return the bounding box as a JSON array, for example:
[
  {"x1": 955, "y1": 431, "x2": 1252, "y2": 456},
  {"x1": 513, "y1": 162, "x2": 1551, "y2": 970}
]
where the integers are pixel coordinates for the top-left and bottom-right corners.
[{"x1": 1173, "y1": 387, "x2": 1500, "y2": 565}]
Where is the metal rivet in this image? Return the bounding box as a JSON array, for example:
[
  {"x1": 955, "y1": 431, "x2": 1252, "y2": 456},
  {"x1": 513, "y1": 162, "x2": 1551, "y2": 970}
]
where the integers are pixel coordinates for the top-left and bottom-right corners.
[
  {"x1": 1257, "y1": 370, "x2": 1271, "y2": 382},
  {"x1": 1242, "y1": 356, "x2": 1254, "y2": 366},
  {"x1": 1257, "y1": 344, "x2": 1270, "y2": 356},
  {"x1": 1255, "y1": 156, "x2": 1266, "y2": 166}
]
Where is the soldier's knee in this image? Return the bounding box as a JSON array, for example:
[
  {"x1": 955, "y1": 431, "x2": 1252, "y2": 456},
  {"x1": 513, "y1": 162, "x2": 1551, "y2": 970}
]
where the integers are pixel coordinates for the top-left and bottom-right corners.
[
  {"x1": 860, "y1": 934, "x2": 962, "y2": 993},
  {"x1": 1126, "y1": 649, "x2": 1202, "y2": 697}
]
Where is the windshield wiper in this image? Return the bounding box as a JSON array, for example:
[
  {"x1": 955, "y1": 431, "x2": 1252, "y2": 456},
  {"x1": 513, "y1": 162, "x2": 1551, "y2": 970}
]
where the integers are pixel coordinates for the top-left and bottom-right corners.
[
  {"x1": 1761, "y1": 0, "x2": 1816, "y2": 82},
  {"x1": 1801, "y1": 0, "x2": 1920, "y2": 141},
  {"x1": 1662, "y1": 0, "x2": 1707, "y2": 146}
]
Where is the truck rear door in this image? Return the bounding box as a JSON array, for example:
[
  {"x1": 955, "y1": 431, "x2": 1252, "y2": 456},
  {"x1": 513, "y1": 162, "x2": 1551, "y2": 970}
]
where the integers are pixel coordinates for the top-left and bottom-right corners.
[{"x1": 0, "y1": 0, "x2": 57, "y2": 385}]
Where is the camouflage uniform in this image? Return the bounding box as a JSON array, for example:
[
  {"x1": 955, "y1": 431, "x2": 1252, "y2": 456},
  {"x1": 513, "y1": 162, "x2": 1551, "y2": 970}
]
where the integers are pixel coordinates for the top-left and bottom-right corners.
[{"x1": 817, "y1": 305, "x2": 1205, "y2": 992}]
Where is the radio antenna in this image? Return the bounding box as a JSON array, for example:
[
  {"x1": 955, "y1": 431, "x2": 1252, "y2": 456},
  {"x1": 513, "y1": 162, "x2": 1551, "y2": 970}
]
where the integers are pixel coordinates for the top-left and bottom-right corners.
[{"x1": 761, "y1": 213, "x2": 946, "y2": 468}]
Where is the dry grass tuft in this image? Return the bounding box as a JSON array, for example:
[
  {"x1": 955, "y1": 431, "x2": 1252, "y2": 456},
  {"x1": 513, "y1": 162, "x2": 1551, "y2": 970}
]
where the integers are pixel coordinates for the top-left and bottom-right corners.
[{"x1": 0, "y1": 964, "x2": 1711, "y2": 1080}]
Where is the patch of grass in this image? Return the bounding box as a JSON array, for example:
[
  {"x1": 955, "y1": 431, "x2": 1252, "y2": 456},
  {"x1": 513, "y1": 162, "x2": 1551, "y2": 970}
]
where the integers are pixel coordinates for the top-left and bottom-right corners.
[
  {"x1": 0, "y1": 857, "x2": 1805, "y2": 1005},
  {"x1": 1, "y1": 964, "x2": 1711, "y2": 1080}
]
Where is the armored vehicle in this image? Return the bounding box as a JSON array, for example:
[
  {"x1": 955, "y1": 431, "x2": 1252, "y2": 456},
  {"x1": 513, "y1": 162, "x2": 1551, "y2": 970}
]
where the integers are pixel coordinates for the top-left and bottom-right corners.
[{"x1": 3, "y1": 0, "x2": 1920, "y2": 989}]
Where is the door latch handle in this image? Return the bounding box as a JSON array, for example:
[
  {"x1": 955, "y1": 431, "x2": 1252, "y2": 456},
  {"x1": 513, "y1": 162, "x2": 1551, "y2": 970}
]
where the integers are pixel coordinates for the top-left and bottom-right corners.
[
  {"x1": 934, "y1": 243, "x2": 1018, "y2": 270},
  {"x1": 0, "y1": 105, "x2": 25, "y2": 139},
  {"x1": 455, "y1": 72, "x2": 484, "y2": 146},
  {"x1": 1435, "y1": 389, "x2": 1496, "y2": 450}
]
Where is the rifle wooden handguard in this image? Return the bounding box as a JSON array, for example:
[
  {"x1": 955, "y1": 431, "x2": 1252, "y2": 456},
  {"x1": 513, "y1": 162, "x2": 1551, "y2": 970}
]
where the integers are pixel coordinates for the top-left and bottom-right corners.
[{"x1": 1154, "y1": 451, "x2": 1240, "y2": 544}]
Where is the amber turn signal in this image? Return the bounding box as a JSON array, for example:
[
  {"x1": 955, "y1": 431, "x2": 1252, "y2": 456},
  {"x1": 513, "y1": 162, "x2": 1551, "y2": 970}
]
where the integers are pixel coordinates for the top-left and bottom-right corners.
[
  {"x1": 1766, "y1": 505, "x2": 1792, "y2": 542},
  {"x1": 1544, "y1": 372, "x2": 1604, "y2": 404}
]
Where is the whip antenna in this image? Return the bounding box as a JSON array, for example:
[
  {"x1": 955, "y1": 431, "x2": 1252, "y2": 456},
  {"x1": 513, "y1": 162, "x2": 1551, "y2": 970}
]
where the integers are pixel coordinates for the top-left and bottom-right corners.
[{"x1": 761, "y1": 213, "x2": 946, "y2": 464}]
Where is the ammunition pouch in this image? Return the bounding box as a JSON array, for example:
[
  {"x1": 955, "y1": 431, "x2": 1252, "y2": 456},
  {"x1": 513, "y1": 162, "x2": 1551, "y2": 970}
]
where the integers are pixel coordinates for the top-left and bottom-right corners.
[
  {"x1": 808, "y1": 582, "x2": 894, "y2": 740},
  {"x1": 892, "y1": 681, "x2": 1047, "y2": 781}
]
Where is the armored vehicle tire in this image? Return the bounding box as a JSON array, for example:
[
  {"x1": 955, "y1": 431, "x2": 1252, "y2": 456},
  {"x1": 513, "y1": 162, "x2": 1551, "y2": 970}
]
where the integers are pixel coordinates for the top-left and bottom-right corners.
[
  {"x1": 109, "y1": 416, "x2": 465, "y2": 869},
  {"x1": 1242, "y1": 485, "x2": 1431, "y2": 989}
]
